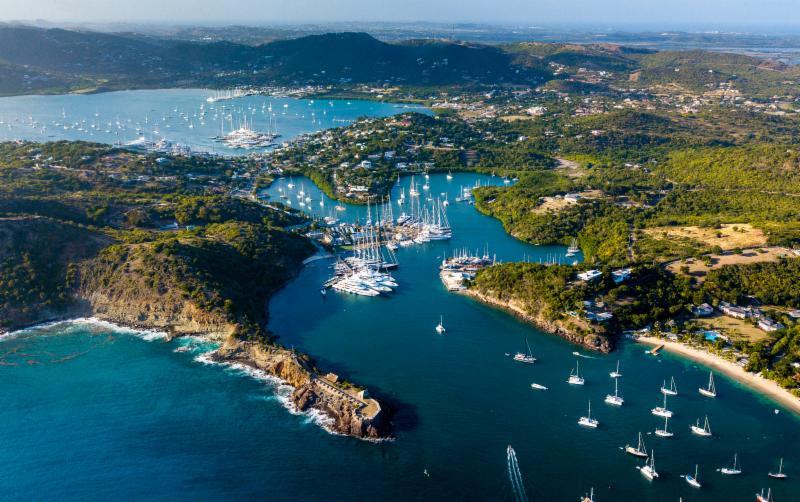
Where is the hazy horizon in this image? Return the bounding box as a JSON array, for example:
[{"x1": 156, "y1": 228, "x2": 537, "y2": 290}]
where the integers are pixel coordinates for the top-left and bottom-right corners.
[{"x1": 1, "y1": 0, "x2": 799, "y2": 31}]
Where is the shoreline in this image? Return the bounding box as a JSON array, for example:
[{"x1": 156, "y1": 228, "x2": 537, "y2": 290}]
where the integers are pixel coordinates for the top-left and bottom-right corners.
[{"x1": 637, "y1": 336, "x2": 800, "y2": 416}]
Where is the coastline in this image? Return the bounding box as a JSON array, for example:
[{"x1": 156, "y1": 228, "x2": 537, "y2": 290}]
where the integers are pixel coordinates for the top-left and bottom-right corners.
[{"x1": 637, "y1": 336, "x2": 800, "y2": 416}]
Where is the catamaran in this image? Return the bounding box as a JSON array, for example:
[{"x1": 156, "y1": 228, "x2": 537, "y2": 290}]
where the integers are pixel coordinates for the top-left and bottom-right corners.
[
  {"x1": 684, "y1": 464, "x2": 702, "y2": 488},
  {"x1": 720, "y1": 453, "x2": 742, "y2": 475},
  {"x1": 690, "y1": 415, "x2": 712, "y2": 437},
  {"x1": 756, "y1": 488, "x2": 773, "y2": 502},
  {"x1": 513, "y1": 338, "x2": 536, "y2": 364},
  {"x1": 605, "y1": 378, "x2": 624, "y2": 406},
  {"x1": 638, "y1": 450, "x2": 659, "y2": 480},
  {"x1": 651, "y1": 392, "x2": 673, "y2": 418},
  {"x1": 661, "y1": 376, "x2": 678, "y2": 396},
  {"x1": 625, "y1": 432, "x2": 649, "y2": 458},
  {"x1": 568, "y1": 360, "x2": 585, "y2": 385},
  {"x1": 578, "y1": 400, "x2": 599, "y2": 428},
  {"x1": 435, "y1": 315, "x2": 446, "y2": 334},
  {"x1": 655, "y1": 416, "x2": 673, "y2": 437},
  {"x1": 609, "y1": 360, "x2": 622, "y2": 378},
  {"x1": 768, "y1": 458, "x2": 787, "y2": 479},
  {"x1": 699, "y1": 371, "x2": 717, "y2": 397}
]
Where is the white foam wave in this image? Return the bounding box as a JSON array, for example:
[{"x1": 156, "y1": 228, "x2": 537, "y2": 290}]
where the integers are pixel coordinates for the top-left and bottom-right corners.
[{"x1": 0, "y1": 317, "x2": 168, "y2": 342}]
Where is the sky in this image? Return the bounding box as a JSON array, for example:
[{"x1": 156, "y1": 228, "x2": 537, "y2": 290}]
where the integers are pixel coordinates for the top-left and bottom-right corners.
[{"x1": 0, "y1": 0, "x2": 797, "y2": 29}]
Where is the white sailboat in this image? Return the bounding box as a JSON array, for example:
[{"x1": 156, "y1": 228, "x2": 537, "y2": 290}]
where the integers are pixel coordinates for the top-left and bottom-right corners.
[
  {"x1": 625, "y1": 432, "x2": 649, "y2": 458},
  {"x1": 720, "y1": 453, "x2": 742, "y2": 475},
  {"x1": 661, "y1": 376, "x2": 678, "y2": 396},
  {"x1": 435, "y1": 315, "x2": 446, "y2": 334},
  {"x1": 651, "y1": 392, "x2": 673, "y2": 418},
  {"x1": 446, "y1": 170, "x2": 453, "y2": 181},
  {"x1": 568, "y1": 360, "x2": 585, "y2": 385},
  {"x1": 566, "y1": 238, "x2": 580, "y2": 257},
  {"x1": 690, "y1": 415, "x2": 712, "y2": 437},
  {"x1": 756, "y1": 488, "x2": 773, "y2": 502},
  {"x1": 684, "y1": 464, "x2": 702, "y2": 488},
  {"x1": 768, "y1": 458, "x2": 787, "y2": 479},
  {"x1": 699, "y1": 371, "x2": 717, "y2": 397},
  {"x1": 580, "y1": 487, "x2": 594, "y2": 502},
  {"x1": 578, "y1": 400, "x2": 599, "y2": 428},
  {"x1": 609, "y1": 360, "x2": 622, "y2": 378},
  {"x1": 655, "y1": 416, "x2": 673, "y2": 437},
  {"x1": 638, "y1": 450, "x2": 659, "y2": 480},
  {"x1": 513, "y1": 338, "x2": 536, "y2": 364},
  {"x1": 604, "y1": 378, "x2": 624, "y2": 406}
]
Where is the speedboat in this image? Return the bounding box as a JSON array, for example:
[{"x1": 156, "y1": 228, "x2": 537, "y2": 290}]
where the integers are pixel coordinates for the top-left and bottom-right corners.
[{"x1": 530, "y1": 383, "x2": 548, "y2": 391}]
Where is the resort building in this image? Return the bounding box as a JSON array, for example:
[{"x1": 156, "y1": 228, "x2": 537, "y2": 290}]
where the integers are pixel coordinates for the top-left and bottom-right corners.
[
  {"x1": 577, "y1": 269, "x2": 602, "y2": 282},
  {"x1": 757, "y1": 318, "x2": 785, "y2": 332}
]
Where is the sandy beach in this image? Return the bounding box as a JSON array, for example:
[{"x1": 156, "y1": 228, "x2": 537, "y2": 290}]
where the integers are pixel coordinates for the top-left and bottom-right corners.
[{"x1": 637, "y1": 336, "x2": 800, "y2": 416}]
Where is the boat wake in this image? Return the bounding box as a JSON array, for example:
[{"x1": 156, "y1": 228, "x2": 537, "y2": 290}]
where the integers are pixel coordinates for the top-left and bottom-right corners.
[
  {"x1": 507, "y1": 445, "x2": 529, "y2": 502},
  {"x1": 572, "y1": 351, "x2": 595, "y2": 359}
]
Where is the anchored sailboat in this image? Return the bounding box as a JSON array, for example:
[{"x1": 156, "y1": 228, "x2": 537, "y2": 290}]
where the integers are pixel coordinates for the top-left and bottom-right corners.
[
  {"x1": 604, "y1": 378, "x2": 624, "y2": 406},
  {"x1": 578, "y1": 400, "x2": 599, "y2": 428},
  {"x1": 756, "y1": 488, "x2": 773, "y2": 502},
  {"x1": 513, "y1": 338, "x2": 536, "y2": 364},
  {"x1": 655, "y1": 416, "x2": 673, "y2": 437},
  {"x1": 690, "y1": 415, "x2": 712, "y2": 437},
  {"x1": 638, "y1": 450, "x2": 659, "y2": 480},
  {"x1": 435, "y1": 315, "x2": 446, "y2": 334},
  {"x1": 661, "y1": 376, "x2": 678, "y2": 396},
  {"x1": 609, "y1": 360, "x2": 622, "y2": 378},
  {"x1": 568, "y1": 360, "x2": 585, "y2": 385},
  {"x1": 684, "y1": 464, "x2": 702, "y2": 488},
  {"x1": 768, "y1": 458, "x2": 787, "y2": 479},
  {"x1": 720, "y1": 453, "x2": 742, "y2": 475},
  {"x1": 699, "y1": 371, "x2": 717, "y2": 398},
  {"x1": 651, "y1": 392, "x2": 673, "y2": 418},
  {"x1": 625, "y1": 432, "x2": 649, "y2": 458}
]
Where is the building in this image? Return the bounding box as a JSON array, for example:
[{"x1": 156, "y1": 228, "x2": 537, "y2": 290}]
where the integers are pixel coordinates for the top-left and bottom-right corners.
[
  {"x1": 718, "y1": 301, "x2": 748, "y2": 320},
  {"x1": 612, "y1": 268, "x2": 632, "y2": 284},
  {"x1": 577, "y1": 269, "x2": 602, "y2": 282},
  {"x1": 757, "y1": 318, "x2": 785, "y2": 332},
  {"x1": 693, "y1": 303, "x2": 715, "y2": 317}
]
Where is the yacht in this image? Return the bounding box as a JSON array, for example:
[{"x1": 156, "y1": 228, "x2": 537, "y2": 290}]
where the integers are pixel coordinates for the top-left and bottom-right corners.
[
  {"x1": 655, "y1": 416, "x2": 673, "y2": 437},
  {"x1": 609, "y1": 360, "x2": 622, "y2": 378},
  {"x1": 684, "y1": 464, "x2": 702, "y2": 488},
  {"x1": 638, "y1": 450, "x2": 659, "y2": 480},
  {"x1": 661, "y1": 376, "x2": 678, "y2": 396},
  {"x1": 578, "y1": 400, "x2": 599, "y2": 428},
  {"x1": 690, "y1": 416, "x2": 712, "y2": 437},
  {"x1": 605, "y1": 378, "x2": 624, "y2": 406},
  {"x1": 699, "y1": 371, "x2": 717, "y2": 398},
  {"x1": 530, "y1": 383, "x2": 548, "y2": 391},
  {"x1": 435, "y1": 315, "x2": 446, "y2": 334},
  {"x1": 720, "y1": 453, "x2": 742, "y2": 475},
  {"x1": 768, "y1": 458, "x2": 787, "y2": 479},
  {"x1": 513, "y1": 338, "x2": 536, "y2": 364},
  {"x1": 651, "y1": 393, "x2": 673, "y2": 418},
  {"x1": 625, "y1": 432, "x2": 648, "y2": 458},
  {"x1": 568, "y1": 360, "x2": 585, "y2": 385},
  {"x1": 756, "y1": 488, "x2": 773, "y2": 502}
]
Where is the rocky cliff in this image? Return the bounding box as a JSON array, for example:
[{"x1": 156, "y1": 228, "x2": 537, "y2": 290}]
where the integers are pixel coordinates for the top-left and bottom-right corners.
[{"x1": 464, "y1": 289, "x2": 613, "y2": 353}]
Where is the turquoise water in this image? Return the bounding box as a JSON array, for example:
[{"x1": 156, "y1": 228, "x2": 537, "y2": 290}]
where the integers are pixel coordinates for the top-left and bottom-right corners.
[
  {"x1": 1, "y1": 172, "x2": 797, "y2": 500},
  {"x1": 0, "y1": 89, "x2": 429, "y2": 154}
]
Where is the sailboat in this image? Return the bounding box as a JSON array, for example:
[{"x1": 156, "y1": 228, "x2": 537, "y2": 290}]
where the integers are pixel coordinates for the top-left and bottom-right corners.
[
  {"x1": 661, "y1": 376, "x2": 678, "y2": 396},
  {"x1": 720, "y1": 453, "x2": 742, "y2": 475},
  {"x1": 655, "y1": 416, "x2": 673, "y2": 437},
  {"x1": 690, "y1": 415, "x2": 712, "y2": 437},
  {"x1": 651, "y1": 392, "x2": 673, "y2": 418},
  {"x1": 578, "y1": 400, "x2": 599, "y2": 428},
  {"x1": 699, "y1": 371, "x2": 717, "y2": 397},
  {"x1": 604, "y1": 378, "x2": 624, "y2": 406},
  {"x1": 609, "y1": 360, "x2": 622, "y2": 378},
  {"x1": 566, "y1": 238, "x2": 580, "y2": 257},
  {"x1": 638, "y1": 450, "x2": 659, "y2": 480},
  {"x1": 625, "y1": 432, "x2": 649, "y2": 458},
  {"x1": 580, "y1": 487, "x2": 594, "y2": 502},
  {"x1": 768, "y1": 458, "x2": 787, "y2": 479},
  {"x1": 756, "y1": 488, "x2": 773, "y2": 502},
  {"x1": 568, "y1": 360, "x2": 585, "y2": 385},
  {"x1": 435, "y1": 315, "x2": 446, "y2": 334},
  {"x1": 513, "y1": 338, "x2": 536, "y2": 364},
  {"x1": 684, "y1": 464, "x2": 702, "y2": 488},
  {"x1": 446, "y1": 170, "x2": 453, "y2": 181}
]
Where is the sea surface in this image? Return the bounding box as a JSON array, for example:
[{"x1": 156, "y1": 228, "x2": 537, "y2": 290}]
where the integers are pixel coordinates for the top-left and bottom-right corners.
[
  {"x1": 0, "y1": 95, "x2": 797, "y2": 499},
  {"x1": 0, "y1": 89, "x2": 429, "y2": 154}
]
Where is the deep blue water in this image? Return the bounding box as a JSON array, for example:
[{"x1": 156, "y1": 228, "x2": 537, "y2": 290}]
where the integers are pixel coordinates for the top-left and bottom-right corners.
[
  {"x1": 0, "y1": 89, "x2": 429, "y2": 154},
  {"x1": 2, "y1": 172, "x2": 797, "y2": 500}
]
